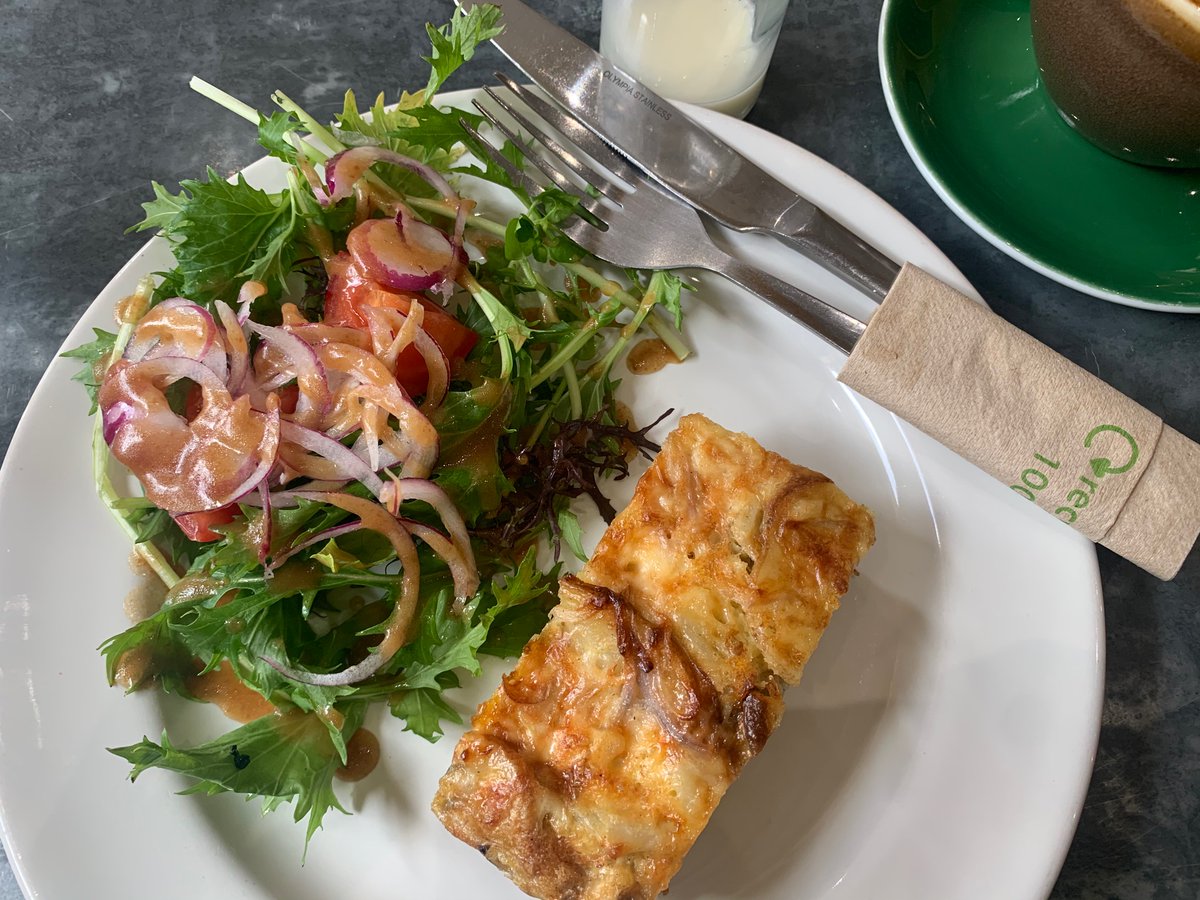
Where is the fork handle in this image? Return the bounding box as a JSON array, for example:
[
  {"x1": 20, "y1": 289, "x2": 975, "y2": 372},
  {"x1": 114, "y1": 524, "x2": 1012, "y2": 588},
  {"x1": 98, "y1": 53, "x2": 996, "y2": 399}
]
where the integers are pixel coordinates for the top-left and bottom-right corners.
[
  {"x1": 839, "y1": 263, "x2": 1200, "y2": 580},
  {"x1": 703, "y1": 251, "x2": 866, "y2": 355},
  {"x1": 760, "y1": 207, "x2": 901, "y2": 303}
]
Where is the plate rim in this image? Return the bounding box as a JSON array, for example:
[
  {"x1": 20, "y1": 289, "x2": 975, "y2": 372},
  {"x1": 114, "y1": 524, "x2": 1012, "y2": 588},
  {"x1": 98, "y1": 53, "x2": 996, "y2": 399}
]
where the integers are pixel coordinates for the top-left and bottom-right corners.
[
  {"x1": 0, "y1": 86, "x2": 1105, "y2": 900},
  {"x1": 876, "y1": 0, "x2": 1200, "y2": 314}
]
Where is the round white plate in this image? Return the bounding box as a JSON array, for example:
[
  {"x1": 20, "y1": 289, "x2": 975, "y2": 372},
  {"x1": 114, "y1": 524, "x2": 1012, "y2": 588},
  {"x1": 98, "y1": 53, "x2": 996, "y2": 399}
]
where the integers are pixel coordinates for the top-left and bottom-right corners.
[{"x1": 0, "y1": 90, "x2": 1102, "y2": 900}]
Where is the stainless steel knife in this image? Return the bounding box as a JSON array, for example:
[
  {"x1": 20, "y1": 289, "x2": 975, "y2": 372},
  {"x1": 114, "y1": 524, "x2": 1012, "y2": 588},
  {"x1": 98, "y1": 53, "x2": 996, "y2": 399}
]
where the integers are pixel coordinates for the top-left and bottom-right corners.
[{"x1": 458, "y1": 0, "x2": 901, "y2": 301}]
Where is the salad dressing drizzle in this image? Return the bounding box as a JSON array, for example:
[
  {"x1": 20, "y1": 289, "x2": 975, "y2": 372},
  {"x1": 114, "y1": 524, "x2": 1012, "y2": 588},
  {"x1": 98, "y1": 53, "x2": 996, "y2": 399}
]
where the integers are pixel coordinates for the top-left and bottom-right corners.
[
  {"x1": 99, "y1": 360, "x2": 278, "y2": 514},
  {"x1": 267, "y1": 560, "x2": 324, "y2": 595},
  {"x1": 627, "y1": 338, "x2": 682, "y2": 376},
  {"x1": 165, "y1": 574, "x2": 224, "y2": 605},
  {"x1": 114, "y1": 288, "x2": 151, "y2": 325},
  {"x1": 335, "y1": 728, "x2": 380, "y2": 782},
  {"x1": 440, "y1": 380, "x2": 512, "y2": 511},
  {"x1": 114, "y1": 647, "x2": 156, "y2": 691},
  {"x1": 186, "y1": 661, "x2": 275, "y2": 723},
  {"x1": 124, "y1": 553, "x2": 169, "y2": 623}
]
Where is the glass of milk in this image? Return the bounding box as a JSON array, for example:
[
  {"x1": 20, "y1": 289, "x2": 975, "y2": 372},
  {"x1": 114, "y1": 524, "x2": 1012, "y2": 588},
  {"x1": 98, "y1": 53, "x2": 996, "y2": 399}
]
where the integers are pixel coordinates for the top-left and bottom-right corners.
[{"x1": 599, "y1": 0, "x2": 791, "y2": 118}]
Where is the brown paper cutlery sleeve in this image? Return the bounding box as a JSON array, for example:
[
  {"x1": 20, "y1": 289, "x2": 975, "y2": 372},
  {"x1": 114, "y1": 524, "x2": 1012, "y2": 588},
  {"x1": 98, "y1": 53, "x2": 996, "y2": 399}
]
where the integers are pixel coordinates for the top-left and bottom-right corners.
[{"x1": 838, "y1": 263, "x2": 1200, "y2": 579}]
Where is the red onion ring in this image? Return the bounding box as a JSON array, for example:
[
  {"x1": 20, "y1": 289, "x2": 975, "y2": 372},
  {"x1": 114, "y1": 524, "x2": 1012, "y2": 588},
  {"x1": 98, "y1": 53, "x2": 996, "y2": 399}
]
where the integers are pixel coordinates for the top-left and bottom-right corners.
[
  {"x1": 382, "y1": 478, "x2": 475, "y2": 579},
  {"x1": 417, "y1": 334, "x2": 450, "y2": 409},
  {"x1": 373, "y1": 426, "x2": 422, "y2": 475},
  {"x1": 102, "y1": 400, "x2": 138, "y2": 445},
  {"x1": 278, "y1": 421, "x2": 385, "y2": 498},
  {"x1": 315, "y1": 342, "x2": 439, "y2": 476},
  {"x1": 285, "y1": 322, "x2": 373, "y2": 350},
  {"x1": 219, "y1": 401, "x2": 282, "y2": 512},
  {"x1": 124, "y1": 300, "x2": 227, "y2": 381},
  {"x1": 264, "y1": 521, "x2": 362, "y2": 574},
  {"x1": 245, "y1": 321, "x2": 331, "y2": 429},
  {"x1": 364, "y1": 305, "x2": 449, "y2": 409},
  {"x1": 400, "y1": 518, "x2": 479, "y2": 601},
  {"x1": 113, "y1": 353, "x2": 224, "y2": 394},
  {"x1": 322, "y1": 146, "x2": 457, "y2": 207},
  {"x1": 215, "y1": 301, "x2": 250, "y2": 396},
  {"x1": 101, "y1": 356, "x2": 225, "y2": 448},
  {"x1": 237, "y1": 281, "x2": 266, "y2": 323},
  {"x1": 359, "y1": 399, "x2": 386, "y2": 473},
  {"x1": 363, "y1": 299, "x2": 422, "y2": 370},
  {"x1": 347, "y1": 437, "x2": 403, "y2": 474},
  {"x1": 256, "y1": 482, "x2": 273, "y2": 566},
  {"x1": 99, "y1": 356, "x2": 281, "y2": 514},
  {"x1": 262, "y1": 491, "x2": 421, "y2": 686},
  {"x1": 351, "y1": 383, "x2": 439, "y2": 478},
  {"x1": 123, "y1": 299, "x2": 205, "y2": 360}
]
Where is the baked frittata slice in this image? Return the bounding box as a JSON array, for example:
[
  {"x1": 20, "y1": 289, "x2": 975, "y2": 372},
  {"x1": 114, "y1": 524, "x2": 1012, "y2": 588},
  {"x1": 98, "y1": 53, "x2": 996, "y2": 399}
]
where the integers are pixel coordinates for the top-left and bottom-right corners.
[{"x1": 432, "y1": 414, "x2": 875, "y2": 899}]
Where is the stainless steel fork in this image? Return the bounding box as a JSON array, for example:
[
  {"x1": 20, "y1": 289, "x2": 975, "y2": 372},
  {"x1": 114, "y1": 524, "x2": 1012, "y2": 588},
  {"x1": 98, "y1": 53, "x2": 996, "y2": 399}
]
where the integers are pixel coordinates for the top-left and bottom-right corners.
[
  {"x1": 462, "y1": 79, "x2": 1200, "y2": 581},
  {"x1": 464, "y1": 77, "x2": 866, "y2": 355}
]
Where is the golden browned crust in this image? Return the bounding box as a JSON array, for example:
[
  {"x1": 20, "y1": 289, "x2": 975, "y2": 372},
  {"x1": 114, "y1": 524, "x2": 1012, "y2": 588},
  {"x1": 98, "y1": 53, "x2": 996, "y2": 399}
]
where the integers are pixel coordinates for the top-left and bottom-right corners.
[{"x1": 432, "y1": 414, "x2": 875, "y2": 899}]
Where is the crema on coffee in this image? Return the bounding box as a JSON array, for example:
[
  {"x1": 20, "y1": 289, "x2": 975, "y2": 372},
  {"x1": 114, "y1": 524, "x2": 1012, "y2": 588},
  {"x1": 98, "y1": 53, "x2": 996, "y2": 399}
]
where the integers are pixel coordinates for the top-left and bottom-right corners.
[{"x1": 1032, "y1": 0, "x2": 1200, "y2": 166}]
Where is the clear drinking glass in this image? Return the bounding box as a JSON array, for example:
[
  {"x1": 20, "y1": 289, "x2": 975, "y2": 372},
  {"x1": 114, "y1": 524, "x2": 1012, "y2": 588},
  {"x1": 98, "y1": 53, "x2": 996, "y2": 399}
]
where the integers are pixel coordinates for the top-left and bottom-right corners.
[{"x1": 599, "y1": 0, "x2": 791, "y2": 118}]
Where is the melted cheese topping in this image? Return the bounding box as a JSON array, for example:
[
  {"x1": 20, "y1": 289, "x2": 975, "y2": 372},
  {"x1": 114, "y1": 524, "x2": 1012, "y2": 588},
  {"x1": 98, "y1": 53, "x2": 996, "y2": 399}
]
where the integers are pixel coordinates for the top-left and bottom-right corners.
[{"x1": 433, "y1": 414, "x2": 875, "y2": 899}]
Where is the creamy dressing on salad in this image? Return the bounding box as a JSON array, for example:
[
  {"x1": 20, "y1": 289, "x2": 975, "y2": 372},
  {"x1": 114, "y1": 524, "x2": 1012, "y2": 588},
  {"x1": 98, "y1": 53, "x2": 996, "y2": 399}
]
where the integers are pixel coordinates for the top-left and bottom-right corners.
[
  {"x1": 113, "y1": 288, "x2": 150, "y2": 325},
  {"x1": 124, "y1": 553, "x2": 168, "y2": 622},
  {"x1": 441, "y1": 379, "x2": 512, "y2": 511},
  {"x1": 335, "y1": 728, "x2": 381, "y2": 782},
  {"x1": 114, "y1": 646, "x2": 155, "y2": 691},
  {"x1": 186, "y1": 661, "x2": 276, "y2": 723},
  {"x1": 266, "y1": 560, "x2": 324, "y2": 596},
  {"x1": 626, "y1": 338, "x2": 682, "y2": 375},
  {"x1": 115, "y1": 557, "x2": 171, "y2": 689}
]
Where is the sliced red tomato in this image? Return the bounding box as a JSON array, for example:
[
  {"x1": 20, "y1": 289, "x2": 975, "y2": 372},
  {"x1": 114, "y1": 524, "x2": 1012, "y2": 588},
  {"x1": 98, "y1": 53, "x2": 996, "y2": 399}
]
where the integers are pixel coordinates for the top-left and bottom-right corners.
[
  {"x1": 324, "y1": 252, "x2": 477, "y2": 395},
  {"x1": 174, "y1": 505, "x2": 239, "y2": 542}
]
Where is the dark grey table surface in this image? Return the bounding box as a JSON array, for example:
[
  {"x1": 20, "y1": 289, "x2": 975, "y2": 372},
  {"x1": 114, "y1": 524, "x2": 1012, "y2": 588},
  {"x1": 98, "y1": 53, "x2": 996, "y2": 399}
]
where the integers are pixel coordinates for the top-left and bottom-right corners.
[{"x1": 1, "y1": 1, "x2": 1197, "y2": 898}]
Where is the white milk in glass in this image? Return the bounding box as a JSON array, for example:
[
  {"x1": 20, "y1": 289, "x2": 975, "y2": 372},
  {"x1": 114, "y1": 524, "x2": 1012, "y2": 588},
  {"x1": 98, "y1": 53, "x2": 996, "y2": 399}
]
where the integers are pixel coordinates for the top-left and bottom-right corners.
[{"x1": 599, "y1": 0, "x2": 788, "y2": 117}]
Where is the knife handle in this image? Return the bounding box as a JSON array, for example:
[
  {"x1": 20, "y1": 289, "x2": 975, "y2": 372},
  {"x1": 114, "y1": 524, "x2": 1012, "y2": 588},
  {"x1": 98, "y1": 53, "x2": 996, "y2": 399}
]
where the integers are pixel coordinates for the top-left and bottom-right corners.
[
  {"x1": 837, "y1": 264, "x2": 1200, "y2": 580},
  {"x1": 763, "y1": 207, "x2": 901, "y2": 303},
  {"x1": 707, "y1": 253, "x2": 866, "y2": 355}
]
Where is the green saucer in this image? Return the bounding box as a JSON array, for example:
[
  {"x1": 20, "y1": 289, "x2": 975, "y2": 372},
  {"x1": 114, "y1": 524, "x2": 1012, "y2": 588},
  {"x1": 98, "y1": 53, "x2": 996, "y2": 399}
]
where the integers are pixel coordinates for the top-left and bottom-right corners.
[{"x1": 879, "y1": 0, "x2": 1200, "y2": 311}]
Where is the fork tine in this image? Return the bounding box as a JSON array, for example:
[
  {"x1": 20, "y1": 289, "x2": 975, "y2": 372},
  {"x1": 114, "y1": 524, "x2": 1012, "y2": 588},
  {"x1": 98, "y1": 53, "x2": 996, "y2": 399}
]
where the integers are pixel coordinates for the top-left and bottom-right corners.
[
  {"x1": 470, "y1": 100, "x2": 584, "y2": 199},
  {"x1": 478, "y1": 83, "x2": 864, "y2": 354},
  {"x1": 482, "y1": 83, "x2": 624, "y2": 202},
  {"x1": 495, "y1": 74, "x2": 643, "y2": 187},
  {"x1": 558, "y1": 216, "x2": 604, "y2": 246},
  {"x1": 460, "y1": 115, "x2": 610, "y2": 232},
  {"x1": 457, "y1": 117, "x2": 546, "y2": 199}
]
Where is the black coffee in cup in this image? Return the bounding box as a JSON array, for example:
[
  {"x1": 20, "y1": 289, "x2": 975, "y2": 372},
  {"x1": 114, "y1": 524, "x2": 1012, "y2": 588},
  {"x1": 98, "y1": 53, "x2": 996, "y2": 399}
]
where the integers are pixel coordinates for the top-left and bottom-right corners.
[{"x1": 1031, "y1": 0, "x2": 1200, "y2": 167}]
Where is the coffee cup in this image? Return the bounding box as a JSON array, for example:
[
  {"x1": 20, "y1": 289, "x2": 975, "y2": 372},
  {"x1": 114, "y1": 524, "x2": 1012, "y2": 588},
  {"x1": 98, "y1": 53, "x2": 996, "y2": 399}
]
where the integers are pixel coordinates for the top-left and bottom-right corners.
[{"x1": 1031, "y1": 0, "x2": 1200, "y2": 168}]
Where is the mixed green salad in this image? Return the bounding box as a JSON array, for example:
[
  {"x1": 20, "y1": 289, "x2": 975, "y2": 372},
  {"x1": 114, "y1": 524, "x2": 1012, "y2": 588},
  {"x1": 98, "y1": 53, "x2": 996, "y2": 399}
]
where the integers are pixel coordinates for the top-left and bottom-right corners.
[{"x1": 66, "y1": 5, "x2": 690, "y2": 847}]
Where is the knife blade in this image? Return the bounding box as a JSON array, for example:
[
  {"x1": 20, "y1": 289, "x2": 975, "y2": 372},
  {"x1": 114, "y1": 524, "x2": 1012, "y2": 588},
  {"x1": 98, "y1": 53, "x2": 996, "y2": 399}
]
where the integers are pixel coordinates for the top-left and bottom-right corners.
[{"x1": 459, "y1": 0, "x2": 900, "y2": 301}]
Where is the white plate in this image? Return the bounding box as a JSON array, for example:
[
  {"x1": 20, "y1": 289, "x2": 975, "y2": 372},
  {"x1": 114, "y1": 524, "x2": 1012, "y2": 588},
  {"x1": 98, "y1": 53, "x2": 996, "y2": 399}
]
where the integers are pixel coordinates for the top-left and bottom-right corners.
[{"x1": 0, "y1": 90, "x2": 1102, "y2": 900}]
